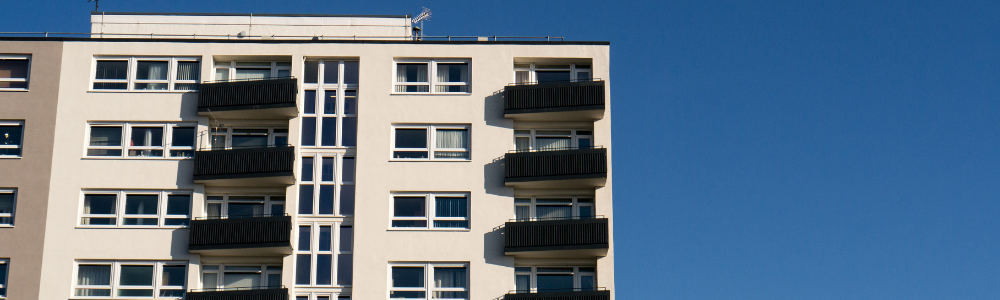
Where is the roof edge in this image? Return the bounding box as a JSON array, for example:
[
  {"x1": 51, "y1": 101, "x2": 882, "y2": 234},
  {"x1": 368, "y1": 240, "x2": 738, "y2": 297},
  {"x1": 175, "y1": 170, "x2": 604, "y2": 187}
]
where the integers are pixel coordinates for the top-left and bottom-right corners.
[
  {"x1": 0, "y1": 37, "x2": 609, "y2": 45},
  {"x1": 90, "y1": 11, "x2": 411, "y2": 18}
]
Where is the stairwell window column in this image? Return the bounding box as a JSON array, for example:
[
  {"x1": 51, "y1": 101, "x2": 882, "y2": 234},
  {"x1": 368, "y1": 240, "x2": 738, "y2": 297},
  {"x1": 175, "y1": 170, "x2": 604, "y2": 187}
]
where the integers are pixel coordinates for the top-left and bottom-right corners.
[
  {"x1": 295, "y1": 222, "x2": 353, "y2": 287},
  {"x1": 302, "y1": 59, "x2": 359, "y2": 148}
]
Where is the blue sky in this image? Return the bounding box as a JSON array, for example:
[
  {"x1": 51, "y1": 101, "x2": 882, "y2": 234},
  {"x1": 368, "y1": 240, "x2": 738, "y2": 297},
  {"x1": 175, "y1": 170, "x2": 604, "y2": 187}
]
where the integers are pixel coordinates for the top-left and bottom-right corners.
[{"x1": 4, "y1": 0, "x2": 1000, "y2": 299}]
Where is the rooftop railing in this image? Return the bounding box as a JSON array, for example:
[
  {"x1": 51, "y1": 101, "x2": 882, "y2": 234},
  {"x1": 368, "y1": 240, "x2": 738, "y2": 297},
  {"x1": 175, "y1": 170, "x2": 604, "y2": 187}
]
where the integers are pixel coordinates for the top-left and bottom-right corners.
[{"x1": 0, "y1": 32, "x2": 567, "y2": 41}]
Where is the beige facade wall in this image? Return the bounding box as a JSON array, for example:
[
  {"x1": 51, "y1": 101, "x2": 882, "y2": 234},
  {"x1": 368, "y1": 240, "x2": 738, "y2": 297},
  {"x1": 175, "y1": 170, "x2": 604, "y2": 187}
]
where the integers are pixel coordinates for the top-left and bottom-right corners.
[
  {"x1": 36, "y1": 39, "x2": 612, "y2": 299},
  {"x1": 0, "y1": 40, "x2": 63, "y2": 300},
  {"x1": 91, "y1": 14, "x2": 412, "y2": 39}
]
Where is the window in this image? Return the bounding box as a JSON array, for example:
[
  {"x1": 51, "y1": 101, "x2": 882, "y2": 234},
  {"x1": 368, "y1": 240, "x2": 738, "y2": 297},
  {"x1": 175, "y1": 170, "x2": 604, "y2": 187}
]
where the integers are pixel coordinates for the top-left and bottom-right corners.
[
  {"x1": 303, "y1": 59, "x2": 359, "y2": 148},
  {"x1": 205, "y1": 194, "x2": 285, "y2": 219},
  {"x1": 214, "y1": 61, "x2": 291, "y2": 81},
  {"x1": 297, "y1": 294, "x2": 351, "y2": 300},
  {"x1": 391, "y1": 193, "x2": 469, "y2": 230},
  {"x1": 514, "y1": 266, "x2": 596, "y2": 293},
  {"x1": 515, "y1": 196, "x2": 594, "y2": 221},
  {"x1": 298, "y1": 154, "x2": 355, "y2": 216},
  {"x1": 209, "y1": 127, "x2": 288, "y2": 150},
  {"x1": 295, "y1": 222, "x2": 353, "y2": 287},
  {"x1": 0, "y1": 122, "x2": 22, "y2": 158},
  {"x1": 74, "y1": 261, "x2": 186, "y2": 298},
  {"x1": 0, "y1": 189, "x2": 15, "y2": 226},
  {"x1": 389, "y1": 263, "x2": 468, "y2": 300},
  {"x1": 392, "y1": 125, "x2": 470, "y2": 160},
  {"x1": 86, "y1": 122, "x2": 195, "y2": 158},
  {"x1": 0, "y1": 55, "x2": 30, "y2": 90},
  {"x1": 79, "y1": 190, "x2": 191, "y2": 227},
  {"x1": 514, "y1": 63, "x2": 591, "y2": 84},
  {"x1": 0, "y1": 259, "x2": 7, "y2": 299},
  {"x1": 201, "y1": 264, "x2": 281, "y2": 290},
  {"x1": 92, "y1": 57, "x2": 199, "y2": 91},
  {"x1": 393, "y1": 59, "x2": 470, "y2": 94},
  {"x1": 514, "y1": 129, "x2": 593, "y2": 152}
]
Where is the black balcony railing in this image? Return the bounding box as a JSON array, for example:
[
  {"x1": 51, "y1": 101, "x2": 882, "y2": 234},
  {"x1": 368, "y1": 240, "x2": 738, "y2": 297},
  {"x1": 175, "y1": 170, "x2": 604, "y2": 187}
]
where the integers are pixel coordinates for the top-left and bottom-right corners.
[
  {"x1": 504, "y1": 289, "x2": 611, "y2": 300},
  {"x1": 193, "y1": 146, "x2": 295, "y2": 181},
  {"x1": 504, "y1": 80, "x2": 605, "y2": 115},
  {"x1": 188, "y1": 215, "x2": 292, "y2": 251},
  {"x1": 504, "y1": 147, "x2": 607, "y2": 183},
  {"x1": 187, "y1": 286, "x2": 288, "y2": 300},
  {"x1": 198, "y1": 77, "x2": 297, "y2": 112},
  {"x1": 505, "y1": 217, "x2": 609, "y2": 253}
]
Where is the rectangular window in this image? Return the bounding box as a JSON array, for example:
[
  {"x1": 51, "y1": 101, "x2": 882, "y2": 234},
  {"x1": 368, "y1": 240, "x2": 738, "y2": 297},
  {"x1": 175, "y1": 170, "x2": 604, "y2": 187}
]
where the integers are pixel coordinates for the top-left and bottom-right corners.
[
  {"x1": 296, "y1": 222, "x2": 352, "y2": 287},
  {"x1": 514, "y1": 266, "x2": 596, "y2": 293},
  {"x1": 393, "y1": 59, "x2": 470, "y2": 94},
  {"x1": 392, "y1": 125, "x2": 470, "y2": 160},
  {"x1": 303, "y1": 59, "x2": 359, "y2": 148},
  {"x1": 513, "y1": 129, "x2": 593, "y2": 152},
  {"x1": 0, "y1": 259, "x2": 7, "y2": 299},
  {"x1": 214, "y1": 61, "x2": 291, "y2": 81},
  {"x1": 0, "y1": 121, "x2": 23, "y2": 158},
  {"x1": 0, "y1": 55, "x2": 30, "y2": 90},
  {"x1": 74, "y1": 261, "x2": 186, "y2": 298},
  {"x1": 205, "y1": 194, "x2": 285, "y2": 219},
  {"x1": 514, "y1": 196, "x2": 594, "y2": 221},
  {"x1": 299, "y1": 154, "x2": 354, "y2": 216},
  {"x1": 391, "y1": 193, "x2": 469, "y2": 230},
  {"x1": 513, "y1": 63, "x2": 592, "y2": 85},
  {"x1": 86, "y1": 122, "x2": 195, "y2": 159},
  {"x1": 209, "y1": 127, "x2": 288, "y2": 150},
  {"x1": 389, "y1": 263, "x2": 468, "y2": 300},
  {"x1": 79, "y1": 190, "x2": 191, "y2": 227},
  {"x1": 92, "y1": 57, "x2": 200, "y2": 91},
  {"x1": 0, "y1": 190, "x2": 13, "y2": 226},
  {"x1": 201, "y1": 264, "x2": 281, "y2": 290}
]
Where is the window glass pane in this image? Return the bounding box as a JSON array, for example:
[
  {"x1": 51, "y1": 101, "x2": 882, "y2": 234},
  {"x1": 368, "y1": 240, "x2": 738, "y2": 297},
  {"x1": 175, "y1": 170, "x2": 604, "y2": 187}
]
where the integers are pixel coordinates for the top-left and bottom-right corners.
[
  {"x1": 342, "y1": 117, "x2": 357, "y2": 147},
  {"x1": 84, "y1": 194, "x2": 117, "y2": 214},
  {"x1": 0, "y1": 81, "x2": 27, "y2": 89},
  {"x1": 323, "y1": 90, "x2": 336, "y2": 114},
  {"x1": 578, "y1": 137, "x2": 592, "y2": 148},
  {"x1": 119, "y1": 265, "x2": 154, "y2": 285},
  {"x1": 337, "y1": 254, "x2": 353, "y2": 285},
  {"x1": 579, "y1": 206, "x2": 594, "y2": 219},
  {"x1": 0, "y1": 125, "x2": 22, "y2": 147},
  {"x1": 319, "y1": 225, "x2": 332, "y2": 251},
  {"x1": 215, "y1": 68, "x2": 229, "y2": 81},
  {"x1": 339, "y1": 226, "x2": 353, "y2": 251},
  {"x1": 536, "y1": 137, "x2": 571, "y2": 150},
  {"x1": 162, "y1": 266, "x2": 186, "y2": 286},
  {"x1": 324, "y1": 61, "x2": 338, "y2": 84},
  {"x1": 516, "y1": 274, "x2": 530, "y2": 293},
  {"x1": 580, "y1": 275, "x2": 595, "y2": 290},
  {"x1": 515, "y1": 205, "x2": 530, "y2": 221},
  {"x1": 321, "y1": 117, "x2": 337, "y2": 146},
  {"x1": 515, "y1": 137, "x2": 529, "y2": 151},
  {"x1": 437, "y1": 63, "x2": 469, "y2": 83},
  {"x1": 136, "y1": 61, "x2": 168, "y2": 80},
  {"x1": 321, "y1": 157, "x2": 334, "y2": 182},
  {"x1": 228, "y1": 203, "x2": 263, "y2": 217},
  {"x1": 343, "y1": 61, "x2": 359, "y2": 85},
  {"x1": 301, "y1": 157, "x2": 314, "y2": 182},
  {"x1": 235, "y1": 68, "x2": 270, "y2": 80},
  {"x1": 536, "y1": 274, "x2": 574, "y2": 291},
  {"x1": 130, "y1": 127, "x2": 164, "y2": 147},
  {"x1": 536, "y1": 71, "x2": 571, "y2": 83},
  {"x1": 391, "y1": 220, "x2": 426, "y2": 228},
  {"x1": 125, "y1": 195, "x2": 158, "y2": 215},
  {"x1": 434, "y1": 267, "x2": 467, "y2": 287},
  {"x1": 390, "y1": 291, "x2": 425, "y2": 298},
  {"x1": 0, "y1": 193, "x2": 14, "y2": 225},
  {"x1": 176, "y1": 61, "x2": 200, "y2": 81},
  {"x1": 302, "y1": 117, "x2": 316, "y2": 146},
  {"x1": 0, "y1": 59, "x2": 29, "y2": 79},
  {"x1": 95, "y1": 61, "x2": 128, "y2": 80},
  {"x1": 207, "y1": 203, "x2": 222, "y2": 218},
  {"x1": 304, "y1": 90, "x2": 317, "y2": 114},
  {"x1": 435, "y1": 197, "x2": 467, "y2": 218},
  {"x1": 89, "y1": 126, "x2": 122, "y2": 146},
  {"x1": 515, "y1": 70, "x2": 530, "y2": 84},
  {"x1": 305, "y1": 61, "x2": 319, "y2": 83},
  {"x1": 319, "y1": 185, "x2": 334, "y2": 214},
  {"x1": 93, "y1": 82, "x2": 128, "y2": 90},
  {"x1": 77, "y1": 265, "x2": 112, "y2": 285},
  {"x1": 223, "y1": 273, "x2": 260, "y2": 288},
  {"x1": 298, "y1": 185, "x2": 314, "y2": 214},
  {"x1": 298, "y1": 225, "x2": 311, "y2": 250},
  {"x1": 436, "y1": 129, "x2": 468, "y2": 149},
  {"x1": 341, "y1": 157, "x2": 355, "y2": 182},
  {"x1": 397, "y1": 63, "x2": 428, "y2": 83},
  {"x1": 339, "y1": 185, "x2": 355, "y2": 215},
  {"x1": 394, "y1": 197, "x2": 425, "y2": 217},
  {"x1": 536, "y1": 206, "x2": 572, "y2": 220},
  {"x1": 391, "y1": 267, "x2": 424, "y2": 287},
  {"x1": 171, "y1": 127, "x2": 195, "y2": 147},
  {"x1": 166, "y1": 195, "x2": 190, "y2": 215},
  {"x1": 267, "y1": 274, "x2": 281, "y2": 287},
  {"x1": 344, "y1": 90, "x2": 357, "y2": 115},
  {"x1": 394, "y1": 129, "x2": 426, "y2": 148},
  {"x1": 316, "y1": 254, "x2": 332, "y2": 285}
]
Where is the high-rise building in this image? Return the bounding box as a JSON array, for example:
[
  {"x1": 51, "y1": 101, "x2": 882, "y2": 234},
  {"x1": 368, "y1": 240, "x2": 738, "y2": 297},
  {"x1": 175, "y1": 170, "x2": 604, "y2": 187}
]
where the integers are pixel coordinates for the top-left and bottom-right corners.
[{"x1": 0, "y1": 11, "x2": 613, "y2": 300}]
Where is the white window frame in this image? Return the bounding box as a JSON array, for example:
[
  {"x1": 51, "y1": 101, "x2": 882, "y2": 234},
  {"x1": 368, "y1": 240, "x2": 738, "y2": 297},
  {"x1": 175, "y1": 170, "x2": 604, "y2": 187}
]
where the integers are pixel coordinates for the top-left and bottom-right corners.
[
  {"x1": 85, "y1": 122, "x2": 196, "y2": 159},
  {"x1": 392, "y1": 59, "x2": 471, "y2": 95},
  {"x1": 390, "y1": 192, "x2": 470, "y2": 230},
  {"x1": 514, "y1": 266, "x2": 597, "y2": 293},
  {"x1": 0, "y1": 54, "x2": 30, "y2": 91},
  {"x1": 0, "y1": 258, "x2": 7, "y2": 299},
  {"x1": 209, "y1": 127, "x2": 289, "y2": 150},
  {"x1": 204, "y1": 194, "x2": 285, "y2": 219},
  {"x1": 513, "y1": 129, "x2": 593, "y2": 152},
  {"x1": 302, "y1": 59, "x2": 359, "y2": 148},
  {"x1": 213, "y1": 61, "x2": 292, "y2": 81},
  {"x1": 78, "y1": 190, "x2": 191, "y2": 228},
  {"x1": 0, "y1": 121, "x2": 23, "y2": 158},
  {"x1": 387, "y1": 262, "x2": 469, "y2": 300},
  {"x1": 0, "y1": 189, "x2": 14, "y2": 227},
  {"x1": 514, "y1": 196, "x2": 594, "y2": 221},
  {"x1": 295, "y1": 221, "x2": 353, "y2": 287},
  {"x1": 298, "y1": 153, "x2": 355, "y2": 216},
  {"x1": 513, "y1": 63, "x2": 592, "y2": 84},
  {"x1": 71, "y1": 261, "x2": 187, "y2": 299},
  {"x1": 390, "y1": 124, "x2": 470, "y2": 161},
  {"x1": 200, "y1": 264, "x2": 282, "y2": 290},
  {"x1": 90, "y1": 56, "x2": 200, "y2": 92}
]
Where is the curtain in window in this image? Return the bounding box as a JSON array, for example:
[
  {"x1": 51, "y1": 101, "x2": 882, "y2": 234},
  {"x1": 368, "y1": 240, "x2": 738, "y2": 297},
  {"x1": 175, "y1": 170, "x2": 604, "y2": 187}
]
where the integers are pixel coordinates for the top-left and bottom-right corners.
[
  {"x1": 434, "y1": 267, "x2": 467, "y2": 288},
  {"x1": 138, "y1": 61, "x2": 168, "y2": 90},
  {"x1": 515, "y1": 70, "x2": 530, "y2": 84},
  {"x1": 235, "y1": 69, "x2": 270, "y2": 80},
  {"x1": 77, "y1": 265, "x2": 112, "y2": 285},
  {"x1": 536, "y1": 206, "x2": 571, "y2": 220},
  {"x1": 435, "y1": 197, "x2": 467, "y2": 218},
  {"x1": 515, "y1": 206, "x2": 530, "y2": 221},
  {"x1": 0, "y1": 59, "x2": 29, "y2": 79},
  {"x1": 536, "y1": 137, "x2": 571, "y2": 150},
  {"x1": 397, "y1": 64, "x2": 427, "y2": 82},
  {"x1": 436, "y1": 129, "x2": 467, "y2": 149},
  {"x1": 176, "y1": 62, "x2": 199, "y2": 81},
  {"x1": 223, "y1": 273, "x2": 260, "y2": 288}
]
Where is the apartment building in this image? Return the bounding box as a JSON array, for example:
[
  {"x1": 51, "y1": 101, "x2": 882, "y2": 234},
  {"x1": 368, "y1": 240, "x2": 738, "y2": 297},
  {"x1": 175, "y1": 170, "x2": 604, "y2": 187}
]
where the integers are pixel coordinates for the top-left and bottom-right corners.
[{"x1": 0, "y1": 12, "x2": 613, "y2": 300}]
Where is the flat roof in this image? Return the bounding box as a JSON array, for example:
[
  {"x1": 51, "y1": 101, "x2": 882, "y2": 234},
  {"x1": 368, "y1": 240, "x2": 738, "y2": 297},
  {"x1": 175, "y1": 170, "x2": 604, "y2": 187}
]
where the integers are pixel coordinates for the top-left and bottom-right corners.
[
  {"x1": 90, "y1": 11, "x2": 410, "y2": 18},
  {"x1": 0, "y1": 37, "x2": 609, "y2": 45}
]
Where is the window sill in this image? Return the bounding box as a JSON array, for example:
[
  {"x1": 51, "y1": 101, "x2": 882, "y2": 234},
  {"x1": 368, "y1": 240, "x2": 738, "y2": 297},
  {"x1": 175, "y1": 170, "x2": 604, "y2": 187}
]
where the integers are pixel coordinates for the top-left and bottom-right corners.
[
  {"x1": 0, "y1": 156, "x2": 22, "y2": 159},
  {"x1": 87, "y1": 90, "x2": 197, "y2": 94},
  {"x1": 0, "y1": 88, "x2": 28, "y2": 92},
  {"x1": 390, "y1": 92, "x2": 472, "y2": 96},
  {"x1": 76, "y1": 225, "x2": 189, "y2": 229},
  {"x1": 387, "y1": 228, "x2": 471, "y2": 232},
  {"x1": 0, "y1": 225, "x2": 13, "y2": 228}
]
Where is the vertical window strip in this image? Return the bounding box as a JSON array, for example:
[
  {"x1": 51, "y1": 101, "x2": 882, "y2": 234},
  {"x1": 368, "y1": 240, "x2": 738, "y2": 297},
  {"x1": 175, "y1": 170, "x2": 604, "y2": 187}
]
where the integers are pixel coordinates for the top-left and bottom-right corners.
[
  {"x1": 296, "y1": 222, "x2": 352, "y2": 287},
  {"x1": 299, "y1": 154, "x2": 354, "y2": 216},
  {"x1": 302, "y1": 59, "x2": 359, "y2": 148}
]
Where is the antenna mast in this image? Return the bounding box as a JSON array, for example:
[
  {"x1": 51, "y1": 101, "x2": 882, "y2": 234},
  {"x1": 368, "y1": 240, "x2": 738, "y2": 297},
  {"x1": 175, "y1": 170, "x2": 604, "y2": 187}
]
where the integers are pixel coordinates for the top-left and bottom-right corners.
[
  {"x1": 412, "y1": 7, "x2": 432, "y2": 40},
  {"x1": 88, "y1": 0, "x2": 99, "y2": 11}
]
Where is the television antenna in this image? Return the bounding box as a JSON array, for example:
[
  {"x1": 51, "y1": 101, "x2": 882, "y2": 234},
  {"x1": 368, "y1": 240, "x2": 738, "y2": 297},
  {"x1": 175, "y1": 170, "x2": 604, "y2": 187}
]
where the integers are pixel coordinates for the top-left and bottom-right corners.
[
  {"x1": 88, "y1": 0, "x2": 100, "y2": 11},
  {"x1": 412, "y1": 7, "x2": 432, "y2": 39}
]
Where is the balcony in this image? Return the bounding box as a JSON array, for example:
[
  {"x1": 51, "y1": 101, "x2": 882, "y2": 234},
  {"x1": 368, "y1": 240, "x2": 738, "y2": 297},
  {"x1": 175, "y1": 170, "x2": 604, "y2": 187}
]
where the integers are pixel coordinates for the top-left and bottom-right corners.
[
  {"x1": 187, "y1": 287, "x2": 288, "y2": 300},
  {"x1": 197, "y1": 77, "x2": 298, "y2": 119},
  {"x1": 188, "y1": 215, "x2": 292, "y2": 256},
  {"x1": 504, "y1": 289, "x2": 611, "y2": 300},
  {"x1": 193, "y1": 146, "x2": 295, "y2": 186},
  {"x1": 504, "y1": 147, "x2": 607, "y2": 188},
  {"x1": 505, "y1": 217, "x2": 608, "y2": 258},
  {"x1": 504, "y1": 80, "x2": 605, "y2": 121}
]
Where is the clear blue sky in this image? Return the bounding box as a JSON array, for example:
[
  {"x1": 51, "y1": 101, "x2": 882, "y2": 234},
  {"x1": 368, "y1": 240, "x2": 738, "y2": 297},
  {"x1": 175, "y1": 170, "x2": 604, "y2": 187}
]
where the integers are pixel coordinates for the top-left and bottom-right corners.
[{"x1": 4, "y1": 0, "x2": 1000, "y2": 299}]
